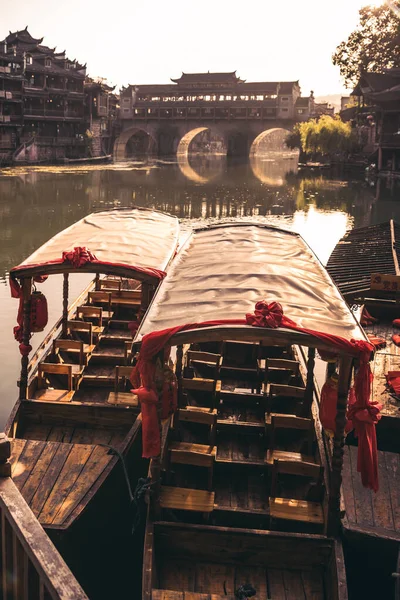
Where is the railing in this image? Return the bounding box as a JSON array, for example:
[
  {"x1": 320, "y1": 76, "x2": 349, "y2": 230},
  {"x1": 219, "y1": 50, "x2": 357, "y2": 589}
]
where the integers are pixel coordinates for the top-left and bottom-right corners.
[
  {"x1": 379, "y1": 132, "x2": 400, "y2": 147},
  {"x1": 0, "y1": 435, "x2": 88, "y2": 599},
  {"x1": 131, "y1": 106, "x2": 279, "y2": 120},
  {"x1": 23, "y1": 108, "x2": 83, "y2": 119},
  {"x1": 19, "y1": 135, "x2": 86, "y2": 147}
]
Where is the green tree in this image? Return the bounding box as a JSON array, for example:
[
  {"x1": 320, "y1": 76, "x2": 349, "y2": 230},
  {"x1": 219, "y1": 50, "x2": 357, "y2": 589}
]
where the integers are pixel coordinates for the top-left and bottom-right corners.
[
  {"x1": 332, "y1": 2, "x2": 400, "y2": 88},
  {"x1": 286, "y1": 116, "x2": 357, "y2": 157},
  {"x1": 285, "y1": 123, "x2": 301, "y2": 150}
]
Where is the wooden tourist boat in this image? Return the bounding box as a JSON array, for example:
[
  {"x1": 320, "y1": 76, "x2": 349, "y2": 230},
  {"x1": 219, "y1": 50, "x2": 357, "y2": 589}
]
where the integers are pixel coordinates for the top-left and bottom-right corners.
[
  {"x1": 327, "y1": 220, "x2": 400, "y2": 596},
  {"x1": 5, "y1": 207, "x2": 179, "y2": 544},
  {"x1": 133, "y1": 222, "x2": 379, "y2": 600}
]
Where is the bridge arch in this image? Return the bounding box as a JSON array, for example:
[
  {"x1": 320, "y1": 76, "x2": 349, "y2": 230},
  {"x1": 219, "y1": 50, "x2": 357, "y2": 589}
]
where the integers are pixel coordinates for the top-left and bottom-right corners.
[
  {"x1": 249, "y1": 127, "x2": 291, "y2": 156},
  {"x1": 177, "y1": 127, "x2": 226, "y2": 155},
  {"x1": 113, "y1": 126, "x2": 158, "y2": 160}
]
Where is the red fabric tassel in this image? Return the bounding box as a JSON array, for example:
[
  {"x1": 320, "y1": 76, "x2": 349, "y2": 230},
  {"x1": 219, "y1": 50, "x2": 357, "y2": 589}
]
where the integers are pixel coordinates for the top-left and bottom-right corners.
[
  {"x1": 319, "y1": 375, "x2": 354, "y2": 436},
  {"x1": 132, "y1": 386, "x2": 160, "y2": 458},
  {"x1": 393, "y1": 319, "x2": 400, "y2": 329}
]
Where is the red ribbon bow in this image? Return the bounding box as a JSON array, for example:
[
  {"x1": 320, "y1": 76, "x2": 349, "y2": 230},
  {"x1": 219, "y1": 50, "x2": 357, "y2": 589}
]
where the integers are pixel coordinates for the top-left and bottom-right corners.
[
  {"x1": 62, "y1": 247, "x2": 97, "y2": 269},
  {"x1": 246, "y1": 300, "x2": 298, "y2": 329}
]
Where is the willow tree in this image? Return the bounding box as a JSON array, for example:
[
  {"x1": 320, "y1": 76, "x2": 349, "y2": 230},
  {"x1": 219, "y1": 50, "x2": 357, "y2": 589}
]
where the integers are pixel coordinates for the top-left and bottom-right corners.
[
  {"x1": 332, "y1": 2, "x2": 400, "y2": 88},
  {"x1": 286, "y1": 116, "x2": 357, "y2": 157}
]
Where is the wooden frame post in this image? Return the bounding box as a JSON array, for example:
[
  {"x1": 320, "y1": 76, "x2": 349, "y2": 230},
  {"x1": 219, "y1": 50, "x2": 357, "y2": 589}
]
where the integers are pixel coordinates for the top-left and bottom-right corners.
[
  {"x1": 175, "y1": 345, "x2": 184, "y2": 408},
  {"x1": 62, "y1": 273, "x2": 69, "y2": 335},
  {"x1": 327, "y1": 355, "x2": 353, "y2": 537},
  {"x1": 150, "y1": 350, "x2": 165, "y2": 519},
  {"x1": 19, "y1": 278, "x2": 32, "y2": 400},
  {"x1": 301, "y1": 346, "x2": 315, "y2": 417},
  {"x1": 141, "y1": 282, "x2": 153, "y2": 312}
]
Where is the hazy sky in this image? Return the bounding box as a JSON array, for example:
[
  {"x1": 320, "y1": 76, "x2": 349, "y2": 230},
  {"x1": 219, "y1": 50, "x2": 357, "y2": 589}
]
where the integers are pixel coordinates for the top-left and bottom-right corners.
[{"x1": 1, "y1": 0, "x2": 384, "y2": 96}]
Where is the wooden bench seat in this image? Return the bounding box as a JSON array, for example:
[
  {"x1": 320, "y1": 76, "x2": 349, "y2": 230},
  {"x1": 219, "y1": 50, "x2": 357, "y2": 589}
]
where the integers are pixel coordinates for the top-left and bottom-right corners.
[
  {"x1": 107, "y1": 392, "x2": 139, "y2": 407},
  {"x1": 159, "y1": 486, "x2": 215, "y2": 513},
  {"x1": 169, "y1": 442, "x2": 216, "y2": 468},
  {"x1": 182, "y1": 378, "x2": 219, "y2": 392},
  {"x1": 269, "y1": 497, "x2": 324, "y2": 525},
  {"x1": 263, "y1": 383, "x2": 306, "y2": 398},
  {"x1": 33, "y1": 389, "x2": 75, "y2": 403},
  {"x1": 152, "y1": 591, "x2": 234, "y2": 600},
  {"x1": 177, "y1": 407, "x2": 217, "y2": 425},
  {"x1": 111, "y1": 297, "x2": 141, "y2": 307},
  {"x1": 265, "y1": 449, "x2": 316, "y2": 465},
  {"x1": 88, "y1": 291, "x2": 114, "y2": 321}
]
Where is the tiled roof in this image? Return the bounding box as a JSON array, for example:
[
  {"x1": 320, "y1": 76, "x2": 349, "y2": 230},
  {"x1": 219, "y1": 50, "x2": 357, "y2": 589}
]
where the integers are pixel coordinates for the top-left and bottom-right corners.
[
  {"x1": 171, "y1": 71, "x2": 242, "y2": 84},
  {"x1": 5, "y1": 28, "x2": 43, "y2": 45}
]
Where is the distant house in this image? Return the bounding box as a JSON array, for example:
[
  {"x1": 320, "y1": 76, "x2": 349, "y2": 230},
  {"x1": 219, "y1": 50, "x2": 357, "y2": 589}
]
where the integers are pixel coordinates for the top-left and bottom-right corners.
[
  {"x1": 294, "y1": 96, "x2": 311, "y2": 121},
  {"x1": 84, "y1": 78, "x2": 118, "y2": 156},
  {"x1": 312, "y1": 102, "x2": 335, "y2": 117}
]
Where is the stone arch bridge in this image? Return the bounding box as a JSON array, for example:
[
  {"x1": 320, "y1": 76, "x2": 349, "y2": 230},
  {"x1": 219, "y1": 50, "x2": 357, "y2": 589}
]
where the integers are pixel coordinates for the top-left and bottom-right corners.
[{"x1": 113, "y1": 120, "x2": 295, "y2": 160}]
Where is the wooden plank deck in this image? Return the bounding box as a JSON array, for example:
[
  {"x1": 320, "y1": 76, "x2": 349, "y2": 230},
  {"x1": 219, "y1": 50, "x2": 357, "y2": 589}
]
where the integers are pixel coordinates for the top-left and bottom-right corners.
[
  {"x1": 342, "y1": 445, "x2": 400, "y2": 540},
  {"x1": 9, "y1": 438, "x2": 113, "y2": 528},
  {"x1": 158, "y1": 559, "x2": 325, "y2": 599}
]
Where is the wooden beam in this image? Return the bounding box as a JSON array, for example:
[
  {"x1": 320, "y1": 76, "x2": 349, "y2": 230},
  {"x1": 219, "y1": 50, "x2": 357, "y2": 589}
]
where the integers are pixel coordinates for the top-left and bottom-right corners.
[
  {"x1": 390, "y1": 219, "x2": 400, "y2": 276},
  {"x1": 327, "y1": 356, "x2": 353, "y2": 537},
  {"x1": 300, "y1": 347, "x2": 315, "y2": 417},
  {"x1": 62, "y1": 273, "x2": 69, "y2": 335},
  {"x1": 0, "y1": 477, "x2": 88, "y2": 599},
  {"x1": 19, "y1": 278, "x2": 32, "y2": 401}
]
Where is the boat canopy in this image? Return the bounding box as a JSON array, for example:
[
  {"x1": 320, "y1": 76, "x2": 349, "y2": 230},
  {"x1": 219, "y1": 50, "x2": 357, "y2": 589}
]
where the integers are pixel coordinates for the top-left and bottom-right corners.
[
  {"x1": 10, "y1": 208, "x2": 179, "y2": 284},
  {"x1": 139, "y1": 223, "x2": 366, "y2": 347},
  {"x1": 327, "y1": 220, "x2": 400, "y2": 300}
]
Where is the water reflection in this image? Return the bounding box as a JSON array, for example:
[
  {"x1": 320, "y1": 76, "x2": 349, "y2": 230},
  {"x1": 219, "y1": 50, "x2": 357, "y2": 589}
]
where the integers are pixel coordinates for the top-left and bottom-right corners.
[
  {"x1": 2, "y1": 157, "x2": 400, "y2": 426},
  {"x1": 250, "y1": 153, "x2": 299, "y2": 186},
  {"x1": 177, "y1": 153, "x2": 226, "y2": 184},
  {"x1": 0, "y1": 158, "x2": 393, "y2": 282}
]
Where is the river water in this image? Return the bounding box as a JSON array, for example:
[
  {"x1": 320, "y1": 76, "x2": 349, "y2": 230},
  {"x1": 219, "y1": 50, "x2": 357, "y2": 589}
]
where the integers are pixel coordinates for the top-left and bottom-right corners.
[{"x1": 1, "y1": 153, "x2": 400, "y2": 428}]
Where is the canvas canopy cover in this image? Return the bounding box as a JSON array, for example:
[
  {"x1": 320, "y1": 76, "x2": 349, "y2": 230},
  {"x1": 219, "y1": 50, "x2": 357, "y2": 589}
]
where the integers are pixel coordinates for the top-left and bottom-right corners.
[
  {"x1": 139, "y1": 223, "x2": 366, "y2": 342},
  {"x1": 10, "y1": 207, "x2": 180, "y2": 283}
]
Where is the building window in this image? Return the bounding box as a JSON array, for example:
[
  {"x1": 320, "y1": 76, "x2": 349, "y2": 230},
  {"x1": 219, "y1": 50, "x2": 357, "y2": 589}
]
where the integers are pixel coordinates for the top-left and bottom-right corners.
[
  {"x1": 26, "y1": 54, "x2": 32, "y2": 65},
  {"x1": 281, "y1": 97, "x2": 289, "y2": 102},
  {"x1": 123, "y1": 108, "x2": 130, "y2": 113},
  {"x1": 123, "y1": 98, "x2": 130, "y2": 104},
  {"x1": 66, "y1": 62, "x2": 70, "y2": 70},
  {"x1": 45, "y1": 58, "x2": 51, "y2": 67},
  {"x1": 281, "y1": 108, "x2": 288, "y2": 112},
  {"x1": 297, "y1": 109, "x2": 304, "y2": 114}
]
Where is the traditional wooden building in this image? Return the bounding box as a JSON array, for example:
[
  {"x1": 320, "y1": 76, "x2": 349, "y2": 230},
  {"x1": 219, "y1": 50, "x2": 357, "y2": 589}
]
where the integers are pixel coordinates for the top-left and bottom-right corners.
[
  {"x1": 0, "y1": 27, "x2": 87, "y2": 162},
  {"x1": 120, "y1": 72, "x2": 307, "y2": 122},
  {"x1": 0, "y1": 41, "x2": 24, "y2": 163},
  {"x1": 84, "y1": 78, "x2": 118, "y2": 156},
  {"x1": 348, "y1": 69, "x2": 400, "y2": 172}
]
